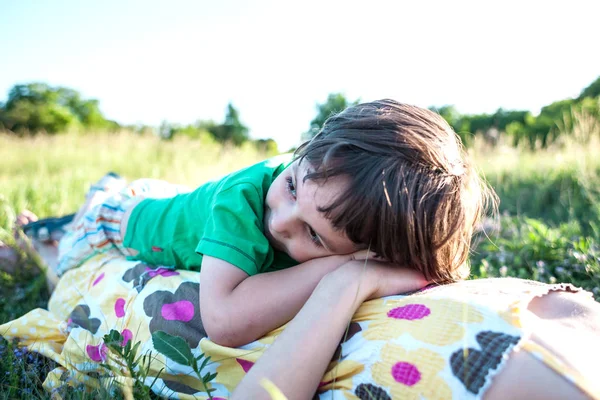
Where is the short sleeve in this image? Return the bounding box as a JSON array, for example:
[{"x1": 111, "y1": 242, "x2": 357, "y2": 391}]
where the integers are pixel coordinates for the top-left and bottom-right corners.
[{"x1": 195, "y1": 183, "x2": 271, "y2": 276}]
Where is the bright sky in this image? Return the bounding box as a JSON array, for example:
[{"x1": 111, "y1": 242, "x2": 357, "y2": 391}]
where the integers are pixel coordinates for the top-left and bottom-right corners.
[{"x1": 1, "y1": 0, "x2": 598, "y2": 150}]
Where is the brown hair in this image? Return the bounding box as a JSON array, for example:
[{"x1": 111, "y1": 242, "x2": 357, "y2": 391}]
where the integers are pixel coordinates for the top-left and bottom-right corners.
[{"x1": 295, "y1": 99, "x2": 495, "y2": 283}]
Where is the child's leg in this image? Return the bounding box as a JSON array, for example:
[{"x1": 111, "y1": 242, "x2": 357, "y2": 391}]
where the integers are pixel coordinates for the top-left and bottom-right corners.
[
  {"x1": 71, "y1": 172, "x2": 127, "y2": 227},
  {"x1": 56, "y1": 193, "x2": 130, "y2": 275},
  {"x1": 56, "y1": 178, "x2": 191, "y2": 276}
]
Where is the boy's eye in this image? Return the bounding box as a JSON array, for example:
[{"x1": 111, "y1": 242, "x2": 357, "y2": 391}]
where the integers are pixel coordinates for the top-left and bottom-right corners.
[
  {"x1": 285, "y1": 176, "x2": 297, "y2": 199},
  {"x1": 308, "y1": 227, "x2": 323, "y2": 248}
]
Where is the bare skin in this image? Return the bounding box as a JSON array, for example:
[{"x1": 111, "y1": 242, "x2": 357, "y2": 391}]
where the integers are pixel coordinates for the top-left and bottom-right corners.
[{"x1": 484, "y1": 290, "x2": 600, "y2": 399}]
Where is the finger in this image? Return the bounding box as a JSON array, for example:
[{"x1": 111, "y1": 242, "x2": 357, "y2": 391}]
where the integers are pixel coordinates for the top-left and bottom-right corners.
[
  {"x1": 350, "y1": 249, "x2": 373, "y2": 261},
  {"x1": 16, "y1": 210, "x2": 38, "y2": 226},
  {"x1": 351, "y1": 250, "x2": 389, "y2": 262},
  {"x1": 370, "y1": 254, "x2": 389, "y2": 262}
]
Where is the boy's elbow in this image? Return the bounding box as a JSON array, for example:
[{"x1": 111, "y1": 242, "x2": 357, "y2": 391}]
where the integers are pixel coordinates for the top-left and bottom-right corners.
[
  {"x1": 203, "y1": 312, "x2": 250, "y2": 348},
  {"x1": 205, "y1": 325, "x2": 239, "y2": 347}
]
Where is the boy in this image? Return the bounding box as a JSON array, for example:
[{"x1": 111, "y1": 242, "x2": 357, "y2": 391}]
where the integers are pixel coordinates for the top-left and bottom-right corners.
[{"x1": 48, "y1": 100, "x2": 490, "y2": 346}]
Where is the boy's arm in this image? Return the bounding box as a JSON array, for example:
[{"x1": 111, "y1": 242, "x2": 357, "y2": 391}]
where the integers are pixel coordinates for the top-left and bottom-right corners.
[
  {"x1": 232, "y1": 261, "x2": 428, "y2": 399},
  {"x1": 199, "y1": 255, "x2": 428, "y2": 347},
  {"x1": 199, "y1": 254, "x2": 353, "y2": 347}
]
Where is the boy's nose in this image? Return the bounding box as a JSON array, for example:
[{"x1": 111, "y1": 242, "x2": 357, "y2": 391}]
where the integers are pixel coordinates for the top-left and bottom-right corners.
[
  {"x1": 271, "y1": 209, "x2": 297, "y2": 239},
  {"x1": 271, "y1": 214, "x2": 290, "y2": 238}
]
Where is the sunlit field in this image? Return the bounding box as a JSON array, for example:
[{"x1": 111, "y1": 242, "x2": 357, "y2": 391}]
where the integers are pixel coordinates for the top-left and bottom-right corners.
[
  {"x1": 1, "y1": 130, "x2": 600, "y2": 398},
  {"x1": 0, "y1": 131, "x2": 275, "y2": 221}
]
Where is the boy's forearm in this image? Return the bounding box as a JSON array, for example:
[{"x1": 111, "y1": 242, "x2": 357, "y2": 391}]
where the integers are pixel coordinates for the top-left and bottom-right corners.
[{"x1": 201, "y1": 254, "x2": 351, "y2": 347}]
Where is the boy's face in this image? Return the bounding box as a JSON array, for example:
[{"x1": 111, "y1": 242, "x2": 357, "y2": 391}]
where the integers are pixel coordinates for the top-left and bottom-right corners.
[{"x1": 264, "y1": 159, "x2": 360, "y2": 262}]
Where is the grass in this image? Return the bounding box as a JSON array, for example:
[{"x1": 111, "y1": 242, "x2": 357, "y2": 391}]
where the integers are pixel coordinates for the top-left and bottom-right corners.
[
  {"x1": 1, "y1": 130, "x2": 600, "y2": 398},
  {"x1": 467, "y1": 135, "x2": 600, "y2": 297},
  {"x1": 0, "y1": 131, "x2": 275, "y2": 222},
  {"x1": 472, "y1": 134, "x2": 600, "y2": 235}
]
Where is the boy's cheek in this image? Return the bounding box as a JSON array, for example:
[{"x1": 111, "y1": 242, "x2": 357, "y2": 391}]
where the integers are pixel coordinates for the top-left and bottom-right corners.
[
  {"x1": 284, "y1": 246, "x2": 302, "y2": 263},
  {"x1": 286, "y1": 246, "x2": 320, "y2": 264}
]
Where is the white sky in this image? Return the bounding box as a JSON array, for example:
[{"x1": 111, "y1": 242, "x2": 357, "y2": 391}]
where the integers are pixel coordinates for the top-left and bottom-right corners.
[{"x1": 1, "y1": 0, "x2": 598, "y2": 150}]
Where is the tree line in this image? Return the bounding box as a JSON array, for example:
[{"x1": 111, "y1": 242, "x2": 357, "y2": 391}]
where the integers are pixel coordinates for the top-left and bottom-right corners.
[
  {"x1": 432, "y1": 77, "x2": 600, "y2": 148},
  {"x1": 307, "y1": 77, "x2": 600, "y2": 149},
  {"x1": 2, "y1": 77, "x2": 599, "y2": 150},
  {"x1": 430, "y1": 76, "x2": 599, "y2": 148},
  {"x1": 0, "y1": 83, "x2": 118, "y2": 133},
  {"x1": 0, "y1": 82, "x2": 270, "y2": 148}
]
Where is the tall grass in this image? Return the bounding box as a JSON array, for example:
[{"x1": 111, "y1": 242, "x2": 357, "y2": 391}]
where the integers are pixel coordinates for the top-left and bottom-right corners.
[
  {"x1": 0, "y1": 131, "x2": 274, "y2": 225},
  {"x1": 467, "y1": 124, "x2": 600, "y2": 298},
  {"x1": 470, "y1": 133, "x2": 600, "y2": 234}
]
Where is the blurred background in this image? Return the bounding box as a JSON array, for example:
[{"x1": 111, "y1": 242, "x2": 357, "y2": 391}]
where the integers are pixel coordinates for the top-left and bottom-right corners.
[{"x1": 1, "y1": 0, "x2": 599, "y2": 309}]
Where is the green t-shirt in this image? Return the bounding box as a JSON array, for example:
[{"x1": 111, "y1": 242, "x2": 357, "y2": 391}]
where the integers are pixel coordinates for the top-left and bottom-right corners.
[{"x1": 123, "y1": 154, "x2": 297, "y2": 275}]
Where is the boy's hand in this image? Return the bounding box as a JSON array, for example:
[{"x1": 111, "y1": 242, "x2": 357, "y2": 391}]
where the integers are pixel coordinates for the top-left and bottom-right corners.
[
  {"x1": 326, "y1": 259, "x2": 429, "y2": 302},
  {"x1": 366, "y1": 261, "x2": 428, "y2": 299}
]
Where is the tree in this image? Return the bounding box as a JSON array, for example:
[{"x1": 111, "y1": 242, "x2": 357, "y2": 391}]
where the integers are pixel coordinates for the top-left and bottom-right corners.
[
  {"x1": 430, "y1": 105, "x2": 461, "y2": 128},
  {"x1": 0, "y1": 83, "x2": 115, "y2": 134},
  {"x1": 253, "y1": 138, "x2": 279, "y2": 154},
  {"x1": 429, "y1": 105, "x2": 474, "y2": 146},
  {"x1": 207, "y1": 103, "x2": 249, "y2": 145},
  {"x1": 579, "y1": 76, "x2": 600, "y2": 100},
  {"x1": 303, "y1": 93, "x2": 359, "y2": 141},
  {"x1": 158, "y1": 120, "x2": 175, "y2": 139}
]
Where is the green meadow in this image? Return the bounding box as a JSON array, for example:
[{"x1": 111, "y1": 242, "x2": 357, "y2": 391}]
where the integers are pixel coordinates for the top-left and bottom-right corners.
[{"x1": 1, "y1": 130, "x2": 600, "y2": 398}]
